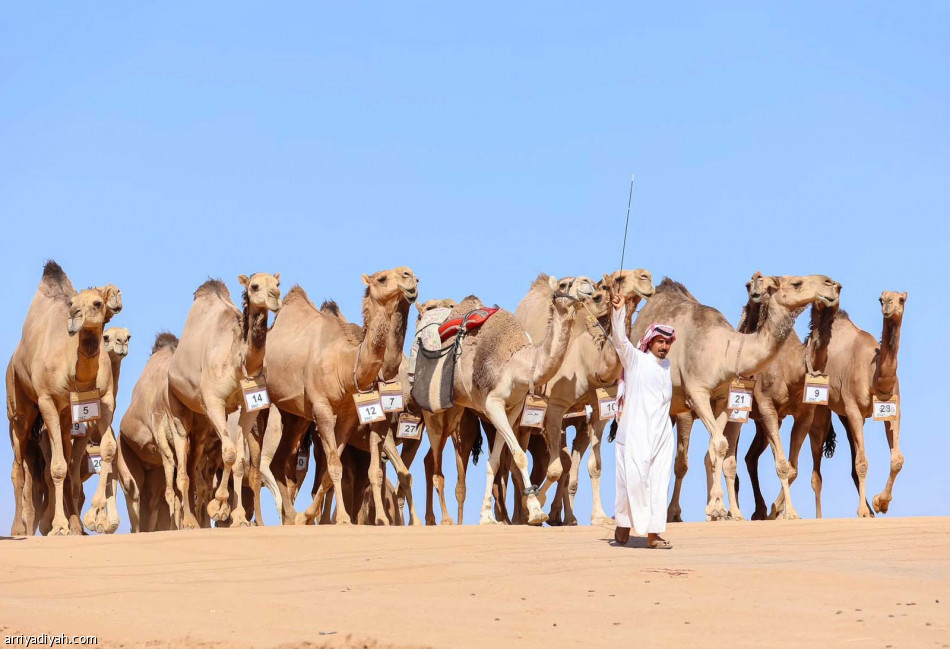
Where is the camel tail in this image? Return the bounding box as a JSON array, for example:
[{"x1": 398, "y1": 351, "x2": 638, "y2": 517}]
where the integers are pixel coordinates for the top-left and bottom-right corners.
[
  {"x1": 823, "y1": 419, "x2": 837, "y2": 459},
  {"x1": 608, "y1": 420, "x2": 618, "y2": 443},
  {"x1": 472, "y1": 429, "x2": 483, "y2": 466}
]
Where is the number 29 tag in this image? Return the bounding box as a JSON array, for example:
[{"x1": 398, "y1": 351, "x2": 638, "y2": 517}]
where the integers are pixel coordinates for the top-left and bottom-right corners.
[{"x1": 354, "y1": 391, "x2": 386, "y2": 425}]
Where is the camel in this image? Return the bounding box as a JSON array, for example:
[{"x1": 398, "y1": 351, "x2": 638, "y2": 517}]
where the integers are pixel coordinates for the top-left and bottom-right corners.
[
  {"x1": 515, "y1": 269, "x2": 655, "y2": 526},
  {"x1": 259, "y1": 267, "x2": 418, "y2": 525},
  {"x1": 420, "y1": 275, "x2": 582, "y2": 526},
  {"x1": 116, "y1": 332, "x2": 182, "y2": 532},
  {"x1": 629, "y1": 275, "x2": 841, "y2": 520},
  {"x1": 7, "y1": 261, "x2": 120, "y2": 535},
  {"x1": 713, "y1": 271, "x2": 840, "y2": 521},
  {"x1": 776, "y1": 291, "x2": 907, "y2": 518},
  {"x1": 167, "y1": 273, "x2": 282, "y2": 528}
]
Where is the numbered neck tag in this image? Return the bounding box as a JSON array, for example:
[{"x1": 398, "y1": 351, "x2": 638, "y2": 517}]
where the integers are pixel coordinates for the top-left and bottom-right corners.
[
  {"x1": 296, "y1": 449, "x2": 309, "y2": 472},
  {"x1": 802, "y1": 375, "x2": 830, "y2": 405},
  {"x1": 596, "y1": 386, "x2": 619, "y2": 420},
  {"x1": 872, "y1": 396, "x2": 899, "y2": 421},
  {"x1": 728, "y1": 379, "x2": 755, "y2": 412},
  {"x1": 241, "y1": 377, "x2": 270, "y2": 412},
  {"x1": 87, "y1": 454, "x2": 102, "y2": 475},
  {"x1": 728, "y1": 408, "x2": 750, "y2": 423},
  {"x1": 354, "y1": 391, "x2": 386, "y2": 425},
  {"x1": 70, "y1": 421, "x2": 87, "y2": 437},
  {"x1": 521, "y1": 395, "x2": 547, "y2": 428},
  {"x1": 379, "y1": 380, "x2": 405, "y2": 413},
  {"x1": 70, "y1": 390, "x2": 101, "y2": 424},
  {"x1": 397, "y1": 413, "x2": 423, "y2": 440}
]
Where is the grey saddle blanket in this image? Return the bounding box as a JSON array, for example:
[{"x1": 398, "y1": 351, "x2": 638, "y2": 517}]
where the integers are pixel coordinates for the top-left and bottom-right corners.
[{"x1": 410, "y1": 339, "x2": 458, "y2": 413}]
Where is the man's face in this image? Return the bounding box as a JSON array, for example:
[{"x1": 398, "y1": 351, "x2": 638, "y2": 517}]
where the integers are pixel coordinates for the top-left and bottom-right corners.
[{"x1": 649, "y1": 335, "x2": 672, "y2": 359}]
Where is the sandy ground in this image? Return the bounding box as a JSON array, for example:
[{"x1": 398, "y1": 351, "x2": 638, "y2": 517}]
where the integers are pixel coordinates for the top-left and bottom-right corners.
[{"x1": 1, "y1": 517, "x2": 948, "y2": 649}]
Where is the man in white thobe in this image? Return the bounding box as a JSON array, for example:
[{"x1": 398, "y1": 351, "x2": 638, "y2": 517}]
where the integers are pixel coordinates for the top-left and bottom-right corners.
[{"x1": 609, "y1": 292, "x2": 675, "y2": 549}]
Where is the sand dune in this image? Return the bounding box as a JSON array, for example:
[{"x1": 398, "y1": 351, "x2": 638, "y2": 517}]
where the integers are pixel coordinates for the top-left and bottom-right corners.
[{"x1": 1, "y1": 517, "x2": 947, "y2": 648}]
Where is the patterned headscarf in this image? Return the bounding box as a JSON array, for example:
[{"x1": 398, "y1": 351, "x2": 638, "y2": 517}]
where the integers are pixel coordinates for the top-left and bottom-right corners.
[{"x1": 637, "y1": 323, "x2": 676, "y2": 352}]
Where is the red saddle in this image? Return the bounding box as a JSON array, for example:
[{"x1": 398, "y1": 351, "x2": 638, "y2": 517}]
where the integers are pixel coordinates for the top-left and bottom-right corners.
[{"x1": 438, "y1": 307, "x2": 500, "y2": 343}]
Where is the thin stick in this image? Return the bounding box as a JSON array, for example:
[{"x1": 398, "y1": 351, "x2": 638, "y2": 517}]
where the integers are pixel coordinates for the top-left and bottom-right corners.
[{"x1": 619, "y1": 173, "x2": 635, "y2": 273}]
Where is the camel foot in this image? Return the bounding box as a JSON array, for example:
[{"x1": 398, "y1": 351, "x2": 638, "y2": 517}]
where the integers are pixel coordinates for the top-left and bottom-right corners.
[
  {"x1": 294, "y1": 512, "x2": 315, "y2": 526},
  {"x1": 375, "y1": 515, "x2": 390, "y2": 526},
  {"x1": 751, "y1": 507, "x2": 768, "y2": 521},
  {"x1": 526, "y1": 508, "x2": 549, "y2": 526},
  {"x1": 408, "y1": 515, "x2": 423, "y2": 526},
  {"x1": 70, "y1": 514, "x2": 85, "y2": 536},
  {"x1": 563, "y1": 515, "x2": 578, "y2": 526},
  {"x1": 767, "y1": 504, "x2": 784, "y2": 520},
  {"x1": 857, "y1": 507, "x2": 874, "y2": 518},
  {"x1": 666, "y1": 512, "x2": 683, "y2": 524},
  {"x1": 592, "y1": 515, "x2": 616, "y2": 527},
  {"x1": 778, "y1": 509, "x2": 800, "y2": 521},
  {"x1": 425, "y1": 516, "x2": 437, "y2": 526},
  {"x1": 181, "y1": 513, "x2": 201, "y2": 530},
  {"x1": 230, "y1": 509, "x2": 250, "y2": 528},
  {"x1": 10, "y1": 519, "x2": 27, "y2": 537},
  {"x1": 872, "y1": 493, "x2": 890, "y2": 515},
  {"x1": 50, "y1": 517, "x2": 71, "y2": 536},
  {"x1": 479, "y1": 513, "x2": 502, "y2": 525},
  {"x1": 439, "y1": 517, "x2": 455, "y2": 526},
  {"x1": 207, "y1": 499, "x2": 231, "y2": 523},
  {"x1": 728, "y1": 512, "x2": 746, "y2": 522}
]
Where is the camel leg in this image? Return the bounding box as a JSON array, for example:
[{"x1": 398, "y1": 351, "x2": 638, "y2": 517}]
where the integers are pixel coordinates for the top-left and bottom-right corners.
[
  {"x1": 452, "y1": 430, "x2": 472, "y2": 526},
  {"x1": 667, "y1": 412, "x2": 694, "y2": 523},
  {"x1": 154, "y1": 416, "x2": 180, "y2": 529},
  {"x1": 20, "y1": 444, "x2": 37, "y2": 535},
  {"x1": 562, "y1": 420, "x2": 588, "y2": 523},
  {"x1": 744, "y1": 421, "x2": 770, "y2": 520},
  {"x1": 244, "y1": 416, "x2": 265, "y2": 526},
  {"x1": 33, "y1": 398, "x2": 70, "y2": 535},
  {"x1": 296, "y1": 403, "x2": 350, "y2": 525},
  {"x1": 537, "y1": 405, "x2": 568, "y2": 507},
  {"x1": 200, "y1": 396, "x2": 236, "y2": 524},
  {"x1": 144, "y1": 469, "x2": 166, "y2": 531},
  {"x1": 366, "y1": 422, "x2": 389, "y2": 526},
  {"x1": 722, "y1": 420, "x2": 746, "y2": 521},
  {"x1": 382, "y1": 431, "x2": 421, "y2": 525},
  {"x1": 116, "y1": 435, "x2": 143, "y2": 532},
  {"x1": 688, "y1": 394, "x2": 729, "y2": 521},
  {"x1": 872, "y1": 410, "x2": 903, "y2": 515},
  {"x1": 394, "y1": 436, "x2": 422, "y2": 525},
  {"x1": 83, "y1": 390, "x2": 118, "y2": 533},
  {"x1": 67, "y1": 421, "x2": 88, "y2": 535},
  {"x1": 170, "y1": 416, "x2": 200, "y2": 530},
  {"x1": 482, "y1": 397, "x2": 547, "y2": 526},
  {"x1": 422, "y1": 412, "x2": 454, "y2": 525},
  {"x1": 227, "y1": 410, "x2": 257, "y2": 527},
  {"x1": 587, "y1": 419, "x2": 614, "y2": 525},
  {"x1": 258, "y1": 405, "x2": 284, "y2": 522},
  {"x1": 840, "y1": 412, "x2": 873, "y2": 518},
  {"x1": 9, "y1": 416, "x2": 35, "y2": 536}
]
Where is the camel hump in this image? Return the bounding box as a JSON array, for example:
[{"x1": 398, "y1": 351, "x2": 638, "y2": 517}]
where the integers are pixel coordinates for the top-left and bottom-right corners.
[
  {"x1": 40, "y1": 259, "x2": 74, "y2": 299},
  {"x1": 531, "y1": 272, "x2": 551, "y2": 287},
  {"x1": 193, "y1": 278, "x2": 230, "y2": 301},
  {"x1": 319, "y1": 299, "x2": 344, "y2": 319},
  {"x1": 151, "y1": 332, "x2": 179, "y2": 354},
  {"x1": 656, "y1": 277, "x2": 699, "y2": 302}
]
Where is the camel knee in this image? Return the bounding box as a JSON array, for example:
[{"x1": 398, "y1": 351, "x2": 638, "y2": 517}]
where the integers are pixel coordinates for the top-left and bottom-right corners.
[
  {"x1": 221, "y1": 444, "x2": 237, "y2": 467},
  {"x1": 775, "y1": 458, "x2": 790, "y2": 480},
  {"x1": 513, "y1": 451, "x2": 529, "y2": 473},
  {"x1": 811, "y1": 472, "x2": 822, "y2": 494},
  {"x1": 855, "y1": 460, "x2": 868, "y2": 479},
  {"x1": 723, "y1": 457, "x2": 737, "y2": 480},
  {"x1": 674, "y1": 458, "x2": 689, "y2": 480},
  {"x1": 891, "y1": 454, "x2": 904, "y2": 474},
  {"x1": 50, "y1": 459, "x2": 68, "y2": 482}
]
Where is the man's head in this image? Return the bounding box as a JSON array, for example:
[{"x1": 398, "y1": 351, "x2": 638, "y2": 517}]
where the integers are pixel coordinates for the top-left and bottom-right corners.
[{"x1": 637, "y1": 323, "x2": 675, "y2": 359}]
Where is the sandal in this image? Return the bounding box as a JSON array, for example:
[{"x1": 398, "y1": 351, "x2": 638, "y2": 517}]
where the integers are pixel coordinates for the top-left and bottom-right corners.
[{"x1": 647, "y1": 538, "x2": 673, "y2": 550}]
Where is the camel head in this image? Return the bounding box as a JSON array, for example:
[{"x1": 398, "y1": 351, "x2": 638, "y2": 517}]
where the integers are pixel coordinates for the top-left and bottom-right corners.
[
  {"x1": 745, "y1": 271, "x2": 779, "y2": 303},
  {"x1": 362, "y1": 267, "x2": 419, "y2": 310},
  {"x1": 771, "y1": 275, "x2": 841, "y2": 312},
  {"x1": 581, "y1": 281, "x2": 611, "y2": 319},
  {"x1": 879, "y1": 290, "x2": 907, "y2": 321},
  {"x1": 553, "y1": 276, "x2": 596, "y2": 302},
  {"x1": 416, "y1": 298, "x2": 456, "y2": 321},
  {"x1": 600, "y1": 268, "x2": 655, "y2": 311},
  {"x1": 97, "y1": 284, "x2": 123, "y2": 322},
  {"x1": 67, "y1": 287, "x2": 110, "y2": 335},
  {"x1": 238, "y1": 273, "x2": 282, "y2": 313},
  {"x1": 103, "y1": 327, "x2": 131, "y2": 358}
]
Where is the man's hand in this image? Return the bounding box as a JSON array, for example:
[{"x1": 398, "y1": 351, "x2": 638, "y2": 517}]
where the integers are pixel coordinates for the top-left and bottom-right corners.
[{"x1": 611, "y1": 293, "x2": 624, "y2": 311}]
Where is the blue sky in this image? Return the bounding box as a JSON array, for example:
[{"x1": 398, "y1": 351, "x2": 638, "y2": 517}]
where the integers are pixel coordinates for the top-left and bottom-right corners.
[{"x1": 2, "y1": 3, "x2": 947, "y2": 532}]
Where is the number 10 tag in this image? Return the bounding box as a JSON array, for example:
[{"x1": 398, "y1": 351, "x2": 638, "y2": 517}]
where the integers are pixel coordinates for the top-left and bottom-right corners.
[
  {"x1": 354, "y1": 391, "x2": 386, "y2": 425},
  {"x1": 241, "y1": 377, "x2": 270, "y2": 412},
  {"x1": 521, "y1": 395, "x2": 547, "y2": 428},
  {"x1": 379, "y1": 380, "x2": 405, "y2": 413},
  {"x1": 802, "y1": 375, "x2": 830, "y2": 405},
  {"x1": 596, "y1": 386, "x2": 618, "y2": 420}
]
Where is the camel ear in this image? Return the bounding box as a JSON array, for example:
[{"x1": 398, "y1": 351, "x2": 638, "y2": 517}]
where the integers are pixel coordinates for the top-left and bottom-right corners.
[
  {"x1": 238, "y1": 275, "x2": 250, "y2": 288},
  {"x1": 274, "y1": 273, "x2": 280, "y2": 284},
  {"x1": 444, "y1": 299, "x2": 456, "y2": 308},
  {"x1": 361, "y1": 274, "x2": 371, "y2": 286},
  {"x1": 902, "y1": 291, "x2": 908, "y2": 301},
  {"x1": 766, "y1": 277, "x2": 781, "y2": 293},
  {"x1": 547, "y1": 276, "x2": 558, "y2": 292}
]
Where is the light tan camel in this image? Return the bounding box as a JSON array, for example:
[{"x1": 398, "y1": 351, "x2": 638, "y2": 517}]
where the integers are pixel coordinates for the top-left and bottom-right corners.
[
  {"x1": 259, "y1": 267, "x2": 417, "y2": 525},
  {"x1": 630, "y1": 275, "x2": 840, "y2": 520},
  {"x1": 515, "y1": 269, "x2": 655, "y2": 525},
  {"x1": 421, "y1": 277, "x2": 581, "y2": 525},
  {"x1": 116, "y1": 333, "x2": 182, "y2": 532},
  {"x1": 7, "y1": 262, "x2": 120, "y2": 535},
  {"x1": 167, "y1": 273, "x2": 282, "y2": 528},
  {"x1": 778, "y1": 291, "x2": 907, "y2": 518},
  {"x1": 715, "y1": 272, "x2": 840, "y2": 520}
]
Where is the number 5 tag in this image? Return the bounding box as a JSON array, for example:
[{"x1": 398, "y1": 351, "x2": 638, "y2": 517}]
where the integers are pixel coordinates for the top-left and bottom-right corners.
[
  {"x1": 70, "y1": 390, "x2": 101, "y2": 424},
  {"x1": 354, "y1": 391, "x2": 386, "y2": 425}
]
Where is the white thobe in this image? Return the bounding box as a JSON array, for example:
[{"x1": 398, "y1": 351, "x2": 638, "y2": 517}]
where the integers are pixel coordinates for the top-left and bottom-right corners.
[{"x1": 609, "y1": 305, "x2": 675, "y2": 535}]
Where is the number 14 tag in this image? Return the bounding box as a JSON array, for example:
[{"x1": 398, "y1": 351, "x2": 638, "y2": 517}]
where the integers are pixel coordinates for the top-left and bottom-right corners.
[{"x1": 241, "y1": 377, "x2": 270, "y2": 412}]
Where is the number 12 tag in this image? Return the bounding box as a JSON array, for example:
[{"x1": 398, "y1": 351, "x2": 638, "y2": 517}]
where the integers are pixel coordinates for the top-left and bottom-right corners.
[
  {"x1": 241, "y1": 377, "x2": 270, "y2": 412},
  {"x1": 354, "y1": 391, "x2": 386, "y2": 425}
]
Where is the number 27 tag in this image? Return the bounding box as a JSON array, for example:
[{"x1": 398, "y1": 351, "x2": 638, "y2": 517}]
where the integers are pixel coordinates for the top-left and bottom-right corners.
[{"x1": 354, "y1": 391, "x2": 386, "y2": 425}]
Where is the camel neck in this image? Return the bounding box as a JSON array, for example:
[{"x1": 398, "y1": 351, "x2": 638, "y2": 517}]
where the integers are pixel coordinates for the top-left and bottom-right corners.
[
  {"x1": 874, "y1": 315, "x2": 902, "y2": 395},
  {"x1": 379, "y1": 300, "x2": 409, "y2": 381},
  {"x1": 109, "y1": 356, "x2": 122, "y2": 395},
  {"x1": 72, "y1": 328, "x2": 101, "y2": 387},
  {"x1": 242, "y1": 302, "x2": 269, "y2": 377},
  {"x1": 734, "y1": 299, "x2": 801, "y2": 377},
  {"x1": 531, "y1": 304, "x2": 575, "y2": 387},
  {"x1": 353, "y1": 297, "x2": 393, "y2": 390},
  {"x1": 803, "y1": 304, "x2": 836, "y2": 375}
]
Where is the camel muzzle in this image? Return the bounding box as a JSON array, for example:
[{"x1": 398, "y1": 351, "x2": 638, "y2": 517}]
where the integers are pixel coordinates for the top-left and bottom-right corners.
[{"x1": 68, "y1": 313, "x2": 85, "y2": 335}]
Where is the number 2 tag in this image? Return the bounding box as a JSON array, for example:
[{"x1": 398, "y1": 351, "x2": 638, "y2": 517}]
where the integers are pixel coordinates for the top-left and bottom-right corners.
[
  {"x1": 872, "y1": 396, "x2": 899, "y2": 421},
  {"x1": 379, "y1": 380, "x2": 405, "y2": 413},
  {"x1": 241, "y1": 377, "x2": 270, "y2": 412},
  {"x1": 354, "y1": 391, "x2": 386, "y2": 425},
  {"x1": 802, "y1": 375, "x2": 829, "y2": 405}
]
